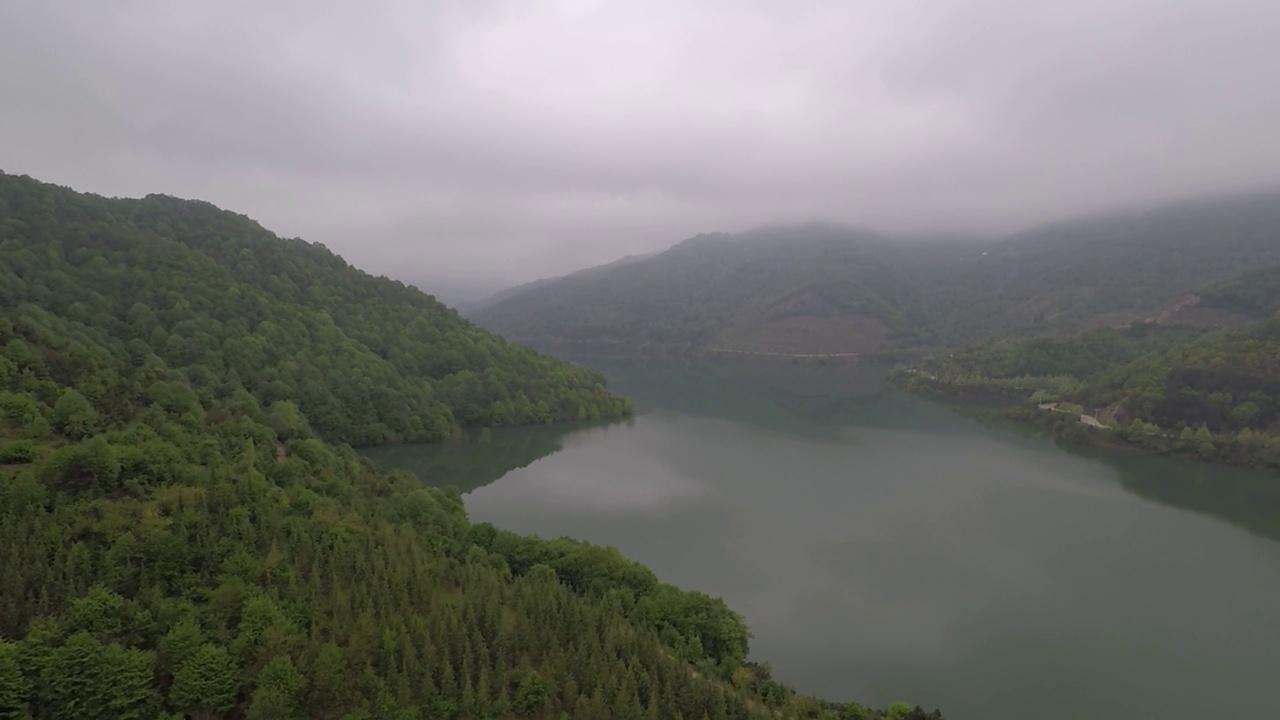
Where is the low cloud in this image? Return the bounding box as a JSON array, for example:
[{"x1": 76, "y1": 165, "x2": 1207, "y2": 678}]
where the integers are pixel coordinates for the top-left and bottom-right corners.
[{"x1": 3, "y1": 0, "x2": 1278, "y2": 297}]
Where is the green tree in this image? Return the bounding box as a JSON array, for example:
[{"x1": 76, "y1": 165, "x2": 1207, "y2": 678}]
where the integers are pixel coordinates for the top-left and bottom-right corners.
[
  {"x1": 305, "y1": 642, "x2": 351, "y2": 719},
  {"x1": 1194, "y1": 424, "x2": 1216, "y2": 459},
  {"x1": 1228, "y1": 401, "x2": 1262, "y2": 429},
  {"x1": 0, "y1": 641, "x2": 31, "y2": 720},
  {"x1": 101, "y1": 643, "x2": 160, "y2": 720},
  {"x1": 886, "y1": 702, "x2": 915, "y2": 720},
  {"x1": 268, "y1": 400, "x2": 311, "y2": 441},
  {"x1": 68, "y1": 585, "x2": 126, "y2": 639},
  {"x1": 246, "y1": 655, "x2": 305, "y2": 720},
  {"x1": 169, "y1": 644, "x2": 240, "y2": 719},
  {"x1": 159, "y1": 619, "x2": 205, "y2": 676},
  {"x1": 513, "y1": 670, "x2": 552, "y2": 716},
  {"x1": 38, "y1": 633, "x2": 157, "y2": 720},
  {"x1": 0, "y1": 392, "x2": 50, "y2": 439},
  {"x1": 52, "y1": 389, "x2": 98, "y2": 439},
  {"x1": 39, "y1": 436, "x2": 120, "y2": 493},
  {"x1": 0, "y1": 440, "x2": 38, "y2": 464}
]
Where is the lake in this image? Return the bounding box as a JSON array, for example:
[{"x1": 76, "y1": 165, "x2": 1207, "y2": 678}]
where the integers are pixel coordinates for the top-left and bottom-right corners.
[{"x1": 361, "y1": 359, "x2": 1280, "y2": 720}]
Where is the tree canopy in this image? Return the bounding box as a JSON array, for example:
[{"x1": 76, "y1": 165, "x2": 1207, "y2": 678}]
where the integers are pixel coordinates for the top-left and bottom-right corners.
[
  {"x1": 0, "y1": 172, "x2": 631, "y2": 447},
  {"x1": 893, "y1": 315, "x2": 1280, "y2": 471}
]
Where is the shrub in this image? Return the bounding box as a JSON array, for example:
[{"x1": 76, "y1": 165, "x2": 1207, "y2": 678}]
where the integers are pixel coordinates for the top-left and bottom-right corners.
[{"x1": 0, "y1": 439, "x2": 38, "y2": 464}]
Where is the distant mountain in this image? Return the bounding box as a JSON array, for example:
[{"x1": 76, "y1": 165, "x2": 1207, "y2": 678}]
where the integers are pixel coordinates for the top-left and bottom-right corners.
[
  {"x1": 396, "y1": 275, "x2": 509, "y2": 314},
  {"x1": 1196, "y1": 262, "x2": 1280, "y2": 318},
  {"x1": 473, "y1": 193, "x2": 1280, "y2": 355},
  {"x1": 473, "y1": 224, "x2": 982, "y2": 354},
  {"x1": 462, "y1": 251, "x2": 660, "y2": 314},
  {"x1": 936, "y1": 192, "x2": 1280, "y2": 333}
]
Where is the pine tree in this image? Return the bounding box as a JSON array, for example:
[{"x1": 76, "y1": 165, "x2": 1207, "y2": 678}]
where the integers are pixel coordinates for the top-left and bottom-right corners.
[
  {"x1": 0, "y1": 642, "x2": 32, "y2": 720},
  {"x1": 306, "y1": 642, "x2": 352, "y2": 719}
]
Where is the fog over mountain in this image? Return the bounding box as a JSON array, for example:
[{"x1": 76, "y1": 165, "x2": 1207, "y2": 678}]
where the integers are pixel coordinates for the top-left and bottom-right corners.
[{"x1": 3, "y1": 0, "x2": 1279, "y2": 298}]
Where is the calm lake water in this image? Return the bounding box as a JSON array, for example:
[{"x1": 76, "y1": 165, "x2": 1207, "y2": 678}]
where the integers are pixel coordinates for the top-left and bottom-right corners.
[{"x1": 362, "y1": 360, "x2": 1280, "y2": 720}]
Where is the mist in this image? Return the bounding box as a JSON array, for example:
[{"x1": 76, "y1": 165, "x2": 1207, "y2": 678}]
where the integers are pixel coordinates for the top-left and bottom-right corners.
[{"x1": 3, "y1": 0, "x2": 1279, "y2": 300}]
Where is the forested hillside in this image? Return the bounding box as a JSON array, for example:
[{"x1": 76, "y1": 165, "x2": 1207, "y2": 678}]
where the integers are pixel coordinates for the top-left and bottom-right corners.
[
  {"x1": 938, "y1": 192, "x2": 1280, "y2": 332},
  {"x1": 0, "y1": 174, "x2": 940, "y2": 719},
  {"x1": 898, "y1": 324, "x2": 1210, "y2": 393},
  {"x1": 1081, "y1": 316, "x2": 1280, "y2": 436},
  {"x1": 1197, "y1": 263, "x2": 1280, "y2": 317},
  {"x1": 0, "y1": 173, "x2": 630, "y2": 446},
  {"x1": 465, "y1": 251, "x2": 659, "y2": 314},
  {"x1": 473, "y1": 193, "x2": 1280, "y2": 354},
  {"x1": 0, "y1": 310, "x2": 937, "y2": 719},
  {"x1": 474, "y1": 225, "x2": 977, "y2": 354},
  {"x1": 894, "y1": 317, "x2": 1280, "y2": 471}
]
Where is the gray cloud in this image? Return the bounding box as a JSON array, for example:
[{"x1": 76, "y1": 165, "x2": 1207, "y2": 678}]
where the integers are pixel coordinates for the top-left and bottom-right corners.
[{"x1": 3, "y1": 0, "x2": 1279, "y2": 299}]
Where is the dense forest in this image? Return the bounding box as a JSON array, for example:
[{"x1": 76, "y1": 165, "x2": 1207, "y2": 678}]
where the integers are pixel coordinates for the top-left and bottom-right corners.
[
  {"x1": 929, "y1": 192, "x2": 1280, "y2": 332},
  {"x1": 472, "y1": 193, "x2": 1280, "y2": 355},
  {"x1": 893, "y1": 316, "x2": 1280, "y2": 471},
  {"x1": 895, "y1": 324, "x2": 1210, "y2": 394},
  {"x1": 0, "y1": 174, "x2": 942, "y2": 719},
  {"x1": 0, "y1": 173, "x2": 631, "y2": 447},
  {"x1": 1197, "y1": 262, "x2": 1280, "y2": 317}
]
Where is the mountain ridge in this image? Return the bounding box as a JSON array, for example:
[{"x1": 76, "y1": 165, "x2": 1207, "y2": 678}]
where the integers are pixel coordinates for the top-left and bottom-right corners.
[
  {"x1": 0, "y1": 171, "x2": 633, "y2": 445},
  {"x1": 472, "y1": 190, "x2": 1280, "y2": 355}
]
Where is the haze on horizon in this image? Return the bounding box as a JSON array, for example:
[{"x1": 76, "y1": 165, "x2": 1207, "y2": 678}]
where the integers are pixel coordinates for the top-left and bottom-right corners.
[{"x1": 3, "y1": 0, "x2": 1279, "y2": 302}]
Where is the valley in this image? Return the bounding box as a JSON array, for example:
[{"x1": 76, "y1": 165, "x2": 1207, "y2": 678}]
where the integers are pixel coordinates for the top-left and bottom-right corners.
[
  {"x1": 471, "y1": 192, "x2": 1280, "y2": 475},
  {"x1": 369, "y1": 360, "x2": 1280, "y2": 720},
  {"x1": 8, "y1": 2, "x2": 1280, "y2": 718},
  {"x1": 0, "y1": 173, "x2": 938, "y2": 720},
  {"x1": 5, "y1": 169, "x2": 1280, "y2": 720}
]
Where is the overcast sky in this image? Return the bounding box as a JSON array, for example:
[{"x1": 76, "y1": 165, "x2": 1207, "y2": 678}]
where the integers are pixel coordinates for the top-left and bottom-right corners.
[{"x1": 3, "y1": 0, "x2": 1279, "y2": 299}]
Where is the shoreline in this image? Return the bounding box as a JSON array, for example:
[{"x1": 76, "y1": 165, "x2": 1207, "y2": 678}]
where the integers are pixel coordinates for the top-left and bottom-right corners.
[{"x1": 891, "y1": 373, "x2": 1280, "y2": 476}]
